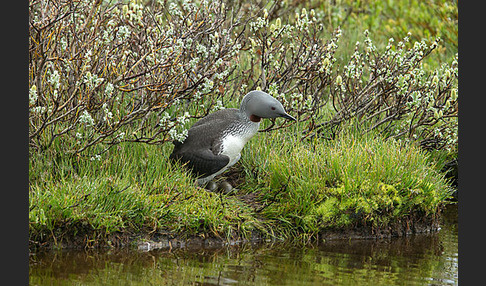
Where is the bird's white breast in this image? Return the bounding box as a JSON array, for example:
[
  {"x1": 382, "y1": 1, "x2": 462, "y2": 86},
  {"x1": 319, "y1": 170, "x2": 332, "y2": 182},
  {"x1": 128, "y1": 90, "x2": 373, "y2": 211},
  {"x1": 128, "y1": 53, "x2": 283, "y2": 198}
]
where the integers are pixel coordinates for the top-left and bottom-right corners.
[
  {"x1": 221, "y1": 135, "x2": 245, "y2": 162},
  {"x1": 221, "y1": 122, "x2": 259, "y2": 166}
]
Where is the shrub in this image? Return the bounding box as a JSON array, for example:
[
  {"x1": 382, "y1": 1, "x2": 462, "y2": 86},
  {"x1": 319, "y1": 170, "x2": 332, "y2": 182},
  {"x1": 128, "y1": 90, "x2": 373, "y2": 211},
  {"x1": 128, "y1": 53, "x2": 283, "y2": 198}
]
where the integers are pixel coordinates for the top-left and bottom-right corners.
[
  {"x1": 239, "y1": 5, "x2": 457, "y2": 151},
  {"x1": 316, "y1": 32, "x2": 458, "y2": 152},
  {"x1": 29, "y1": 0, "x2": 243, "y2": 155},
  {"x1": 29, "y1": 0, "x2": 458, "y2": 156}
]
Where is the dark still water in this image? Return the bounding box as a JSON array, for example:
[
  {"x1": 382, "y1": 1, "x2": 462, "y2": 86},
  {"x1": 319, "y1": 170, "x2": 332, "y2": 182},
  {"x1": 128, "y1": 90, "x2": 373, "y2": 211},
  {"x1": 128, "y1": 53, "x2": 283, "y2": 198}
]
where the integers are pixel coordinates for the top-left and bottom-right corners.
[{"x1": 29, "y1": 205, "x2": 457, "y2": 285}]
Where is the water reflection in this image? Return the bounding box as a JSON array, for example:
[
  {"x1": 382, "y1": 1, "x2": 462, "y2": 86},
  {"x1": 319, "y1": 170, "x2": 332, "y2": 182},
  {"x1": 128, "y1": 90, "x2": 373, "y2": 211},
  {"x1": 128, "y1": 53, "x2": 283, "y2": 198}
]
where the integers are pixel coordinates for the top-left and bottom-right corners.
[{"x1": 30, "y1": 205, "x2": 457, "y2": 285}]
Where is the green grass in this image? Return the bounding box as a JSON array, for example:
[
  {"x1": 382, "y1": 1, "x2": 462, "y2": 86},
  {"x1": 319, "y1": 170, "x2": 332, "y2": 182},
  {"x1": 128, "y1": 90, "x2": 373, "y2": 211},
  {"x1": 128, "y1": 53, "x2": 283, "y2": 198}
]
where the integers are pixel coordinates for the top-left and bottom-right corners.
[
  {"x1": 29, "y1": 141, "x2": 260, "y2": 246},
  {"x1": 238, "y1": 122, "x2": 454, "y2": 239},
  {"x1": 29, "y1": 120, "x2": 454, "y2": 247}
]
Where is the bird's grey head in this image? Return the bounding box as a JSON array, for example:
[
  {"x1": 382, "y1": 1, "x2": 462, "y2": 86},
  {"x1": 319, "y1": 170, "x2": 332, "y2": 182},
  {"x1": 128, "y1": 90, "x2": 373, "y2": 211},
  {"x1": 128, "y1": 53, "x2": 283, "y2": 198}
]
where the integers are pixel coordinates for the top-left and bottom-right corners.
[{"x1": 240, "y1": 90, "x2": 296, "y2": 122}]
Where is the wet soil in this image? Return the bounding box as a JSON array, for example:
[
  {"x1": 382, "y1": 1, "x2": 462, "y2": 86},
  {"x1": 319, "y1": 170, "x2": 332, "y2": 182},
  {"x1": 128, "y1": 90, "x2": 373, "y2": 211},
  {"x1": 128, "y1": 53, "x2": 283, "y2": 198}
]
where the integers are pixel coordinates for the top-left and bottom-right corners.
[{"x1": 29, "y1": 211, "x2": 442, "y2": 252}]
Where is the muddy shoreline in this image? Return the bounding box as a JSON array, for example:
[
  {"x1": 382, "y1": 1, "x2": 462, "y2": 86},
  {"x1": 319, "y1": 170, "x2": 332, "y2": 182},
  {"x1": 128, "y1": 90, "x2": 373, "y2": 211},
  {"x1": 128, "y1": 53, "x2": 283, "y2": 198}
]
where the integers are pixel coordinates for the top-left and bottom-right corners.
[{"x1": 29, "y1": 210, "x2": 442, "y2": 252}]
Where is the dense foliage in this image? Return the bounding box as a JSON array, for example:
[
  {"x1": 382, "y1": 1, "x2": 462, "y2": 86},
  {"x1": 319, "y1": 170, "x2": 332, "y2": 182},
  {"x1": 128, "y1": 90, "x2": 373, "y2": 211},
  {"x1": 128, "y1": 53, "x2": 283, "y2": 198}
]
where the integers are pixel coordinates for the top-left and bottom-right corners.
[{"x1": 29, "y1": 0, "x2": 457, "y2": 156}]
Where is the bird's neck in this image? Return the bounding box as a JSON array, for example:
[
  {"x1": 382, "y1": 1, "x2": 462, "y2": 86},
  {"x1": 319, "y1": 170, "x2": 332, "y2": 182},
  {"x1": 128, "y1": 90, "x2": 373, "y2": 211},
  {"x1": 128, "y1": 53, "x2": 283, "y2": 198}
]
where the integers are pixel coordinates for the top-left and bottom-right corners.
[
  {"x1": 239, "y1": 97, "x2": 261, "y2": 123},
  {"x1": 238, "y1": 108, "x2": 261, "y2": 124}
]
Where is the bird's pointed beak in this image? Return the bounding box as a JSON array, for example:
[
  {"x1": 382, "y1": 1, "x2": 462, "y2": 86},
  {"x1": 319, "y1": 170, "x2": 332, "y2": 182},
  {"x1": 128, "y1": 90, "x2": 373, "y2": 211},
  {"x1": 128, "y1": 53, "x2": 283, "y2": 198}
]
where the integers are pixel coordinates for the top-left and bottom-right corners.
[{"x1": 280, "y1": 112, "x2": 296, "y2": 121}]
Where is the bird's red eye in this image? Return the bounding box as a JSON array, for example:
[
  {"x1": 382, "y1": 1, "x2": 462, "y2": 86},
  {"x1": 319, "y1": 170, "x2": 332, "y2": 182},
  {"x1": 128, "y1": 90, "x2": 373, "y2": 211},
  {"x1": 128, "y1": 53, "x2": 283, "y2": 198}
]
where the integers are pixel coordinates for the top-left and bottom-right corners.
[{"x1": 271, "y1": 107, "x2": 276, "y2": 110}]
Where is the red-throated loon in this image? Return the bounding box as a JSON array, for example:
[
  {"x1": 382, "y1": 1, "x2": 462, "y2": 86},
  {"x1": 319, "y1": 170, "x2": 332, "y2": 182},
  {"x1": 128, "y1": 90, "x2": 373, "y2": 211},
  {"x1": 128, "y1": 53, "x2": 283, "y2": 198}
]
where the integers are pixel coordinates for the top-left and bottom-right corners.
[{"x1": 170, "y1": 90, "x2": 296, "y2": 191}]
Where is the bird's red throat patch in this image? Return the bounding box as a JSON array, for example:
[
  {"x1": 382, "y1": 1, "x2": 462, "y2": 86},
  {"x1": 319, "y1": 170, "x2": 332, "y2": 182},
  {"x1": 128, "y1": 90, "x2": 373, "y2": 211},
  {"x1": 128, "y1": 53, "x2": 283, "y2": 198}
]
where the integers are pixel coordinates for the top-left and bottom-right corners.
[{"x1": 249, "y1": 114, "x2": 261, "y2": 122}]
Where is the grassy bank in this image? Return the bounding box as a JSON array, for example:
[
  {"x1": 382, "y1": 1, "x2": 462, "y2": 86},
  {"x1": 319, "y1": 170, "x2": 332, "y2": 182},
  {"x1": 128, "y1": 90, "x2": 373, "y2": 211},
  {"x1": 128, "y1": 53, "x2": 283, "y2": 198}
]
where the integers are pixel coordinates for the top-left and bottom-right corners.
[
  {"x1": 29, "y1": 0, "x2": 457, "y2": 249},
  {"x1": 239, "y1": 124, "x2": 453, "y2": 239},
  {"x1": 29, "y1": 122, "x2": 454, "y2": 248},
  {"x1": 29, "y1": 140, "x2": 259, "y2": 247}
]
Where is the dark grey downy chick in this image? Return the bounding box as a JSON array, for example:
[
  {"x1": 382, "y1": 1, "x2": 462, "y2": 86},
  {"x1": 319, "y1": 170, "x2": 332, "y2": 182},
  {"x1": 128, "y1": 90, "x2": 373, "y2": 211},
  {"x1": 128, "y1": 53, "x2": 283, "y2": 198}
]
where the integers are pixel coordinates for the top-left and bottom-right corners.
[{"x1": 170, "y1": 90, "x2": 296, "y2": 190}]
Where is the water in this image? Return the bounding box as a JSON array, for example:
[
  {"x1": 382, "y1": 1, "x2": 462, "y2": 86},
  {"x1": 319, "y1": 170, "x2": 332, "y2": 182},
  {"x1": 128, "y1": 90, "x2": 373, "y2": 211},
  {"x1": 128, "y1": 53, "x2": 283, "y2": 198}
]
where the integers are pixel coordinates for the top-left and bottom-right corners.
[{"x1": 29, "y1": 205, "x2": 457, "y2": 285}]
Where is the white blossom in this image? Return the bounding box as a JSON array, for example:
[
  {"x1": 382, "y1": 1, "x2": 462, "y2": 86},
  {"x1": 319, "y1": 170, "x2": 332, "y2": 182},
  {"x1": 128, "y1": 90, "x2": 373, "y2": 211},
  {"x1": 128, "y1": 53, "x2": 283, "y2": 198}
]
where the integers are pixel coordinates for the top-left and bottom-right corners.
[
  {"x1": 83, "y1": 72, "x2": 104, "y2": 89},
  {"x1": 105, "y1": 82, "x2": 114, "y2": 96},
  {"x1": 102, "y1": 103, "x2": 113, "y2": 122},
  {"x1": 212, "y1": 100, "x2": 225, "y2": 111},
  {"x1": 201, "y1": 78, "x2": 214, "y2": 93},
  {"x1": 169, "y1": 128, "x2": 188, "y2": 143},
  {"x1": 79, "y1": 110, "x2": 95, "y2": 126},
  {"x1": 90, "y1": 154, "x2": 101, "y2": 161},
  {"x1": 29, "y1": 85, "x2": 37, "y2": 106},
  {"x1": 116, "y1": 25, "x2": 131, "y2": 42},
  {"x1": 49, "y1": 70, "x2": 61, "y2": 89}
]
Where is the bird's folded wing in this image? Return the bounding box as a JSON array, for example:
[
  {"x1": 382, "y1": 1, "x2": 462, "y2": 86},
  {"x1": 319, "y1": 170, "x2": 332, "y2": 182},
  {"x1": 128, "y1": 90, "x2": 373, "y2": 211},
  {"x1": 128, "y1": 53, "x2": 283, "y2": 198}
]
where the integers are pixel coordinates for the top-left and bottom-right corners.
[{"x1": 171, "y1": 148, "x2": 229, "y2": 178}]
